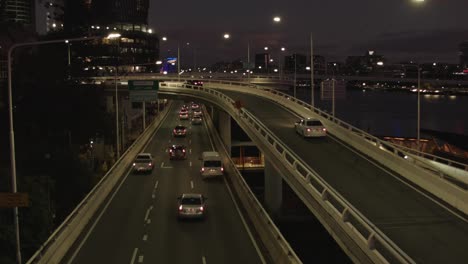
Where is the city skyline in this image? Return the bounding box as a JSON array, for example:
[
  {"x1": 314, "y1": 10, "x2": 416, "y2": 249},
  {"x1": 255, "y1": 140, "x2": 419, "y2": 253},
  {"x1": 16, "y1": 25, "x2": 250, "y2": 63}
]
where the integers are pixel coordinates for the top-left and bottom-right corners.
[{"x1": 149, "y1": 0, "x2": 468, "y2": 64}]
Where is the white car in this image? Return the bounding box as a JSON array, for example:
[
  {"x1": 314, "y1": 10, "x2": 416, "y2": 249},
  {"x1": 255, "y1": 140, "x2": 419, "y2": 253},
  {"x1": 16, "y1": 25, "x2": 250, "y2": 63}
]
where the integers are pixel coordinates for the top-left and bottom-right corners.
[
  {"x1": 295, "y1": 118, "x2": 327, "y2": 137},
  {"x1": 132, "y1": 153, "x2": 154, "y2": 173}
]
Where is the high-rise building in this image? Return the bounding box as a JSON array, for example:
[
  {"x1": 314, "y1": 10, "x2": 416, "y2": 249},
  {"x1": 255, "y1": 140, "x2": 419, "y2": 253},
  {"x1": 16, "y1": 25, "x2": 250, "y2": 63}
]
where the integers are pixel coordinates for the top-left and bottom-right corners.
[
  {"x1": 0, "y1": 0, "x2": 35, "y2": 26},
  {"x1": 35, "y1": 0, "x2": 64, "y2": 35},
  {"x1": 460, "y1": 41, "x2": 468, "y2": 69},
  {"x1": 63, "y1": 0, "x2": 159, "y2": 74}
]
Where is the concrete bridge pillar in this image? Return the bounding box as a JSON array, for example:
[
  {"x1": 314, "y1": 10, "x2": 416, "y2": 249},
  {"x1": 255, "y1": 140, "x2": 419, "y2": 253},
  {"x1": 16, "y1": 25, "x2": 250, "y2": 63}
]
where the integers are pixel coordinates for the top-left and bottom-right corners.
[
  {"x1": 264, "y1": 157, "x2": 283, "y2": 218},
  {"x1": 218, "y1": 111, "x2": 231, "y2": 156}
]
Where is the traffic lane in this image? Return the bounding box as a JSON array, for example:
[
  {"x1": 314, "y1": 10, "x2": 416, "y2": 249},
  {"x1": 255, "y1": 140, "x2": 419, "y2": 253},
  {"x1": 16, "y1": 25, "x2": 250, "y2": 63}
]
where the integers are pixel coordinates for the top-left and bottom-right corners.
[
  {"x1": 142, "y1": 105, "x2": 263, "y2": 264},
  {"x1": 220, "y1": 90, "x2": 468, "y2": 263},
  {"x1": 67, "y1": 103, "x2": 179, "y2": 264}
]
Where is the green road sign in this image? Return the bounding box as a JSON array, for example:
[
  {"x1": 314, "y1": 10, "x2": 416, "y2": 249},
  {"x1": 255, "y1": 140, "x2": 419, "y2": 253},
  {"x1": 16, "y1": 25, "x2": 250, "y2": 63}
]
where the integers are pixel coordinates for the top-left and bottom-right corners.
[
  {"x1": 128, "y1": 80, "x2": 159, "y2": 91},
  {"x1": 128, "y1": 80, "x2": 159, "y2": 102}
]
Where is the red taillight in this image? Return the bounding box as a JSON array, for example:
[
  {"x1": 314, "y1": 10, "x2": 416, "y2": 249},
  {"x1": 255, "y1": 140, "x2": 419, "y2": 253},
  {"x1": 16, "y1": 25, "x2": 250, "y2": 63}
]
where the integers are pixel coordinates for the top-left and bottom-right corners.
[
  {"x1": 221, "y1": 167, "x2": 224, "y2": 172},
  {"x1": 169, "y1": 149, "x2": 173, "y2": 152},
  {"x1": 179, "y1": 205, "x2": 183, "y2": 211},
  {"x1": 182, "y1": 149, "x2": 186, "y2": 153},
  {"x1": 201, "y1": 167, "x2": 205, "y2": 172},
  {"x1": 148, "y1": 163, "x2": 152, "y2": 166},
  {"x1": 307, "y1": 128, "x2": 311, "y2": 132},
  {"x1": 322, "y1": 128, "x2": 327, "y2": 131},
  {"x1": 199, "y1": 206, "x2": 204, "y2": 212},
  {"x1": 173, "y1": 129, "x2": 176, "y2": 133}
]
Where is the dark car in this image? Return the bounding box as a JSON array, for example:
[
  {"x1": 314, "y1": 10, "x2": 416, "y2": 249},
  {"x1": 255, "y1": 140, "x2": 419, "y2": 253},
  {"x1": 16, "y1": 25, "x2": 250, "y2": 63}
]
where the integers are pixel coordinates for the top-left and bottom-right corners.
[
  {"x1": 185, "y1": 80, "x2": 204, "y2": 86},
  {"x1": 173, "y1": 125, "x2": 187, "y2": 137},
  {"x1": 169, "y1": 145, "x2": 187, "y2": 160}
]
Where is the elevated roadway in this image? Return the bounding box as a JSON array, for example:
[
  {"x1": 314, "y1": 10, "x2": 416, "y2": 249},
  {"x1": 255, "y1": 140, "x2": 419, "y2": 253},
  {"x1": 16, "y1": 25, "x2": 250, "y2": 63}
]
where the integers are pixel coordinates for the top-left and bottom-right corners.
[{"x1": 216, "y1": 88, "x2": 468, "y2": 264}]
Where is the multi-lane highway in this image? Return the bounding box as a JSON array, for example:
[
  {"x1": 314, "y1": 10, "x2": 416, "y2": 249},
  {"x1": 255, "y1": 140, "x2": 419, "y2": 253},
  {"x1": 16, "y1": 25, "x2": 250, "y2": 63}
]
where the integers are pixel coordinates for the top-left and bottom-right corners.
[
  {"x1": 220, "y1": 90, "x2": 468, "y2": 264},
  {"x1": 63, "y1": 102, "x2": 264, "y2": 264}
]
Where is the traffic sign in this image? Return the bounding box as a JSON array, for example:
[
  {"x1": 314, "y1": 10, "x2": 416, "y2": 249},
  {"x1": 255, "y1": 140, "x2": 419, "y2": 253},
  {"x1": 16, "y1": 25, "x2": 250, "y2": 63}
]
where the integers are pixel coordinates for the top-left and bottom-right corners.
[
  {"x1": 128, "y1": 80, "x2": 159, "y2": 102},
  {"x1": 0, "y1": 193, "x2": 29, "y2": 208}
]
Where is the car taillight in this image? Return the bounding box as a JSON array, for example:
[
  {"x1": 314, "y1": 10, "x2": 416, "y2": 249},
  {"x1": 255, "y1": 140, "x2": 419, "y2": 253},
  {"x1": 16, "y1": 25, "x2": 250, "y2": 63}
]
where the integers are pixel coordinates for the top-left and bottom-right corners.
[
  {"x1": 221, "y1": 167, "x2": 224, "y2": 172},
  {"x1": 199, "y1": 206, "x2": 204, "y2": 212},
  {"x1": 173, "y1": 129, "x2": 176, "y2": 133},
  {"x1": 132, "y1": 163, "x2": 136, "y2": 166},
  {"x1": 169, "y1": 149, "x2": 173, "y2": 152},
  {"x1": 148, "y1": 163, "x2": 152, "y2": 166},
  {"x1": 201, "y1": 167, "x2": 205, "y2": 172},
  {"x1": 182, "y1": 149, "x2": 186, "y2": 153},
  {"x1": 323, "y1": 128, "x2": 327, "y2": 131},
  {"x1": 307, "y1": 128, "x2": 311, "y2": 132},
  {"x1": 179, "y1": 205, "x2": 183, "y2": 211}
]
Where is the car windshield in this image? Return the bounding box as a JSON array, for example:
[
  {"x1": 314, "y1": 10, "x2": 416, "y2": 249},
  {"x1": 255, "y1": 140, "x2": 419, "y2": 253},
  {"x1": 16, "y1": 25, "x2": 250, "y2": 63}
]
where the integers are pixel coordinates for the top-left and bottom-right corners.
[
  {"x1": 306, "y1": 120, "x2": 323, "y2": 126},
  {"x1": 181, "y1": 197, "x2": 202, "y2": 205},
  {"x1": 204, "y1": 160, "x2": 221, "y2": 167},
  {"x1": 175, "y1": 126, "x2": 185, "y2": 130},
  {"x1": 136, "y1": 155, "x2": 151, "y2": 160}
]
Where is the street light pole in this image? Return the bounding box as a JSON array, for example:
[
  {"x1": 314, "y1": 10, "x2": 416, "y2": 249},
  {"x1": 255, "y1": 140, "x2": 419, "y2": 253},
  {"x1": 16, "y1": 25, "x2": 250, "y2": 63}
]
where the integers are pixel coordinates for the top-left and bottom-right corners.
[
  {"x1": 177, "y1": 43, "x2": 180, "y2": 82},
  {"x1": 310, "y1": 33, "x2": 314, "y2": 108},
  {"x1": 417, "y1": 66, "x2": 421, "y2": 151},
  {"x1": 7, "y1": 35, "x2": 111, "y2": 264},
  {"x1": 294, "y1": 54, "x2": 297, "y2": 98},
  {"x1": 115, "y1": 65, "x2": 120, "y2": 158},
  {"x1": 247, "y1": 42, "x2": 250, "y2": 83}
]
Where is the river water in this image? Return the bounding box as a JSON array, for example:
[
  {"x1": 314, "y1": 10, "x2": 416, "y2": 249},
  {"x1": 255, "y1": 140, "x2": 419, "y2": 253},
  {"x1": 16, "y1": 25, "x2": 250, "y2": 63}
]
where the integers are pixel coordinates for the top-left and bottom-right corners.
[{"x1": 293, "y1": 87, "x2": 468, "y2": 138}]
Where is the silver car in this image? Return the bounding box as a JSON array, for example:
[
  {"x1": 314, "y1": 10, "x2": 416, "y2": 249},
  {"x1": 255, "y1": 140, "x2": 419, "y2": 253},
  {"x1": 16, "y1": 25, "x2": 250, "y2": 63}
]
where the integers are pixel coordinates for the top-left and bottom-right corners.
[{"x1": 177, "y1": 193, "x2": 207, "y2": 220}]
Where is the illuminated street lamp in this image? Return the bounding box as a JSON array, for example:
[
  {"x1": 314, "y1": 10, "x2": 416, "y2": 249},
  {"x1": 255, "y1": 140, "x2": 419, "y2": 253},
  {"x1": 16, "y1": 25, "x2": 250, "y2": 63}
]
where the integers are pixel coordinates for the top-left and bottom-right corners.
[
  {"x1": 273, "y1": 16, "x2": 281, "y2": 23},
  {"x1": 223, "y1": 33, "x2": 230, "y2": 39},
  {"x1": 7, "y1": 33, "x2": 120, "y2": 264}
]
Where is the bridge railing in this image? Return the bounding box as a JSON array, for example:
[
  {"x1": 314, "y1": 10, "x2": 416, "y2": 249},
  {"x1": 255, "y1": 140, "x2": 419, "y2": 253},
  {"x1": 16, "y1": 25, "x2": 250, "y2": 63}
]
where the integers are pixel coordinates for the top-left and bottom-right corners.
[
  {"x1": 26, "y1": 103, "x2": 172, "y2": 264},
  {"x1": 160, "y1": 82, "x2": 415, "y2": 264},
  {"x1": 199, "y1": 101, "x2": 302, "y2": 264},
  {"x1": 197, "y1": 79, "x2": 467, "y2": 214}
]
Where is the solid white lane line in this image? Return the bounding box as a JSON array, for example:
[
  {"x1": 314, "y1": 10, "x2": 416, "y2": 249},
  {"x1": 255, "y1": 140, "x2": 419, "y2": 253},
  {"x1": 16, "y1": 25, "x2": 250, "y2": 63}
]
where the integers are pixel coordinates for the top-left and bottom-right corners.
[
  {"x1": 138, "y1": 255, "x2": 144, "y2": 263},
  {"x1": 202, "y1": 256, "x2": 207, "y2": 264},
  {"x1": 190, "y1": 181, "x2": 194, "y2": 189},
  {"x1": 151, "y1": 194, "x2": 155, "y2": 199},
  {"x1": 189, "y1": 161, "x2": 192, "y2": 167},
  {"x1": 146, "y1": 219, "x2": 151, "y2": 224},
  {"x1": 160, "y1": 162, "x2": 164, "y2": 168},
  {"x1": 223, "y1": 174, "x2": 267, "y2": 263},
  {"x1": 154, "y1": 181, "x2": 159, "y2": 189},
  {"x1": 189, "y1": 148, "x2": 192, "y2": 154},
  {"x1": 67, "y1": 167, "x2": 134, "y2": 264},
  {"x1": 130, "y1": 248, "x2": 138, "y2": 264},
  {"x1": 142, "y1": 234, "x2": 148, "y2": 241}
]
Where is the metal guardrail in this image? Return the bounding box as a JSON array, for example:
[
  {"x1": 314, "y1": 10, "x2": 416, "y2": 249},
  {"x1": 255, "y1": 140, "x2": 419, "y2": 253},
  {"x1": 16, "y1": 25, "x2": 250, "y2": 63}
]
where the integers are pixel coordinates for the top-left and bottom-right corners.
[
  {"x1": 201, "y1": 104, "x2": 302, "y2": 264},
  {"x1": 191, "y1": 79, "x2": 467, "y2": 188},
  {"x1": 160, "y1": 82, "x2": 415, "y2": 264},
  {"x1": 26, "y1": 103, "x2": 172, "y2": 264}
]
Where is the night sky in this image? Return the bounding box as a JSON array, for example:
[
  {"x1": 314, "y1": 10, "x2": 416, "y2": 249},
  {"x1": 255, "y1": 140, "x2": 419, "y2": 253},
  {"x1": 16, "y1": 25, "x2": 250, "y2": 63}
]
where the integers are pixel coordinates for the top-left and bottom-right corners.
[{"x1": 148, "y1": 0, "x2": 468, "y2": 65}]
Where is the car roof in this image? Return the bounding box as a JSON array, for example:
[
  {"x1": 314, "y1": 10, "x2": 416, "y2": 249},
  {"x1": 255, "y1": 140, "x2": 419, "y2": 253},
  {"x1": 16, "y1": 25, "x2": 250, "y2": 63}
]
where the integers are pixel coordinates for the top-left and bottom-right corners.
[
  {"x1": 181, "y1": 193, "x2": 203, "y2": 198},
  {"x1": 175, "y1": 125, "x2": 186, "y2": 128},
  {"x1": 170, "y1": 144, "x2": 186, "y2": 148}
]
